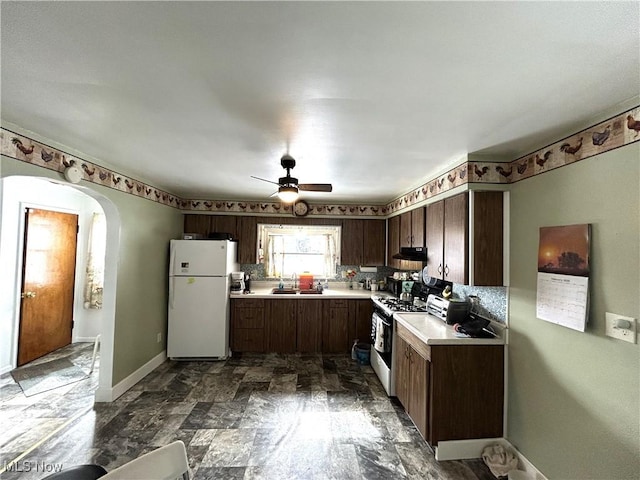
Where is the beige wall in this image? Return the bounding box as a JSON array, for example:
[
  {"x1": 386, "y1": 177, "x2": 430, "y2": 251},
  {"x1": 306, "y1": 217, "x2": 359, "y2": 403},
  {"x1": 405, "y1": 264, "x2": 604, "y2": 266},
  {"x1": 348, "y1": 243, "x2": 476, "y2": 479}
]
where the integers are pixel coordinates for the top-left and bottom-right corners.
[
  {"x1": 0, "y1": 155, "x2": 183, "y2": 386},
  {"x1": 508, "y1": 143, "x2": 639, "y2": 479}
]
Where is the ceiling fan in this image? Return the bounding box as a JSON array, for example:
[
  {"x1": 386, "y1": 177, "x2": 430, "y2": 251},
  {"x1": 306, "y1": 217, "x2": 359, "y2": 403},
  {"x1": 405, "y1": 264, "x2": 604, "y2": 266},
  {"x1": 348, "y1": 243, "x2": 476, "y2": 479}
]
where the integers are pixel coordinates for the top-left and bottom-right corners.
[{"x1": 251, "y1": 154, "x2": 333, "y2": 203}]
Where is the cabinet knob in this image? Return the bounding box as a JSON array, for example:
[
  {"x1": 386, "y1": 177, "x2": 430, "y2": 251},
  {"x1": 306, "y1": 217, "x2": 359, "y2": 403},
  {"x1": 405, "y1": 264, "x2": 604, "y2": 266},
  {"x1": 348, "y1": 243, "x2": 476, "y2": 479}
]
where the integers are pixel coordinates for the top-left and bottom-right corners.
[
  {"x1": 437, "y1": 264, "x2": 443, "y2": 275},
  {"x1": 444, "y1": 265, "x2": 450, "y2": 276}
]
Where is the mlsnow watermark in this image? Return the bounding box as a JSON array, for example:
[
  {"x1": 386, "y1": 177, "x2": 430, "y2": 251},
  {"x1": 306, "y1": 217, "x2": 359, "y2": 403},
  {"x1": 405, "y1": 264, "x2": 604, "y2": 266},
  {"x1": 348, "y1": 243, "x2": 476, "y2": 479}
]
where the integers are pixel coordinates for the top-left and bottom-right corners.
[{"x1": 3, "y1": 460, "x2": 64, "y2": 473}]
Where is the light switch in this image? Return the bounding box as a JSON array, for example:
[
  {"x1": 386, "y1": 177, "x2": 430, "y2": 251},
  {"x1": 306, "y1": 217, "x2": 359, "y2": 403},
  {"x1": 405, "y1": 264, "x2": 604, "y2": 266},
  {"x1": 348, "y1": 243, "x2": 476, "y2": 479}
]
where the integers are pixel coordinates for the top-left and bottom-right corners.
[{"x1": 605, "y1": 312, "x2": 636, "y2": 344}]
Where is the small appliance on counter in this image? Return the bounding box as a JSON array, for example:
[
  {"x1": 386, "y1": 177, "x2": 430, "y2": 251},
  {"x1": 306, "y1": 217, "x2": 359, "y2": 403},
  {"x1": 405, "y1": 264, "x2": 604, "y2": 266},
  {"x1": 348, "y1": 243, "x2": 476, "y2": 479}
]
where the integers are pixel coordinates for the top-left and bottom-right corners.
[
  {"x1": 230, "y1": 272, "x2": 245, "y2": 295},
  {"x1": 426, "y1": 294, "x2": 471, "y2": 325},
  {"x1": 243, "y1": 272, "x2": 251, "y2": 293}
]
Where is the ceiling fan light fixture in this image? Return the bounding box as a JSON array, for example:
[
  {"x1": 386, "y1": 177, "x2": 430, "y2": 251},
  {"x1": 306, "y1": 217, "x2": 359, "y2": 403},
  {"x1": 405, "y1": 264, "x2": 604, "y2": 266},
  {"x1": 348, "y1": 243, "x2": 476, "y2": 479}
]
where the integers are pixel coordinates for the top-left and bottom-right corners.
[{"x1": 278, "y1": 186, "x2": 299, "y2": 203}]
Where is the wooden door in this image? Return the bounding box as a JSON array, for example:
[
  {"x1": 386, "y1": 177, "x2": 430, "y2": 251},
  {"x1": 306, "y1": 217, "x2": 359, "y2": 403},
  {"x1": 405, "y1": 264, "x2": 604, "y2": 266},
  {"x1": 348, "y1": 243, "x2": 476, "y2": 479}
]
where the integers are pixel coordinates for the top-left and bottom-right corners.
[
  {"x1": 444, "y1": 193, "x2": 469, "y2": 284},
  {"x1": 297, "y1": 300, "x2": 323, "y2": 353},
  {"x1": 472, "y1": 192, "x2": 504, "y2": 286},
  {"x1": 387, "y1": 215, "x2": 400, "y2": 269},
  {"x1": 349, "y1": 300, "x2": 373, "y2": 345},
  {"x1": 409, "y1": 347, "x2": 429, "y2": 440},
  {"x1": 399, "y1": 211, "x2": 412, "y2": 248},
  {"x1": 212, "y1": 215, "x2": 238, "y2": 240},
  {"x1": 425, "y1": 201, "x2": 444, "y2": 279},
  {"x1": 237, "y1": 216, "x2": 258, "y2": 264},
  {"x1": 183, "y1": 214, "x2": 212, "y2": 237},
  {"x1": 323, "y1": 300, "x2": 349, "y2": 353},
  {"x1": 266, "y1": 299, "x2": 297, "y2": 353},
  {"x1": 341, "y1": 219, "x2": 364, "y2": 265},
  {"x1": 18, "y1": 208, "x2": 79, "y2": 366},
  {"x1": 394, "y1": 334, "x2": 410, "y2": 408},
  {"x1": 411, "y1": 207, "x2": 425, "y2": 247},
  {"x1": 362, "y1": 220, "x2": 385, "y2": 266}
]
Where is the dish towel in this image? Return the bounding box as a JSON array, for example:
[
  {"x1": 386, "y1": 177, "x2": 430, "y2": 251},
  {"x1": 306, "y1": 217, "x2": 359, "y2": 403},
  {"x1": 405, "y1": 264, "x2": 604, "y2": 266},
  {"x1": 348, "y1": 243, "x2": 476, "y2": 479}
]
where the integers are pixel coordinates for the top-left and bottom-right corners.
[
  {"x1": 481, "y1": 443, "x2": 518, "y2": 477},
  {"x1": 374, "y1": 317, "x2": 385, "y2": 351}
]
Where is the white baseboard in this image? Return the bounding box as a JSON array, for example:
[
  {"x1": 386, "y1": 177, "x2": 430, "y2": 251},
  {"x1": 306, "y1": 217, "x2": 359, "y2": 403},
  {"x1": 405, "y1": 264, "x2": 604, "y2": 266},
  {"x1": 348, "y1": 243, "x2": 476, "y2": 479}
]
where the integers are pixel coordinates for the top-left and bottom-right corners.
[
  {"x1": 435, "y1": 438, "x2": 547, "y2": 480},
  {"x1": 94, "y1": 350, "x2": 166, "y2": 403},
  {"x1": 73, "y1": 336, "x2": 97, "y2": 343},
  {"x1": 0, "y1": 364, "x2": 12, "y2": 375}
]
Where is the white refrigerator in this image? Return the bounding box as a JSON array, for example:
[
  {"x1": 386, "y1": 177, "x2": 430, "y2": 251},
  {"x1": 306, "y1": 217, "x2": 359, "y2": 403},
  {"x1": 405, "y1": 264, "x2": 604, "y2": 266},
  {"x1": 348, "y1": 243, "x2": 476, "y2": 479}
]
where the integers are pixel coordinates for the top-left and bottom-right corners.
[{"x1": 168, "y1": 239, "x2": 238, "y2": 359}]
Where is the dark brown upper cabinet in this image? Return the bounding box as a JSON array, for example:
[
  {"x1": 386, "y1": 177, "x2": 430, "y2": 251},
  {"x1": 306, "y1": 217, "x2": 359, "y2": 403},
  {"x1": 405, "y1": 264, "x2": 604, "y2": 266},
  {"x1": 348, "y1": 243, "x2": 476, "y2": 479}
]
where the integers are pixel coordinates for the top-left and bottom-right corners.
[{"x1": 425, "y1": 191, "x2": 503, "y2": 286}]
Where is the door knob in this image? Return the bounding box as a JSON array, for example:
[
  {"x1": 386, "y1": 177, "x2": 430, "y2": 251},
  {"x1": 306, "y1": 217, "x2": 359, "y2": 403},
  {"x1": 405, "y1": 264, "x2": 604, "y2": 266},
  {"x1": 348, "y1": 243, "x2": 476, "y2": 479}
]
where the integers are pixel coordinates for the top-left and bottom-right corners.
[{"x1": 21, "y1": 291, "x2": 36, "y2": 298}]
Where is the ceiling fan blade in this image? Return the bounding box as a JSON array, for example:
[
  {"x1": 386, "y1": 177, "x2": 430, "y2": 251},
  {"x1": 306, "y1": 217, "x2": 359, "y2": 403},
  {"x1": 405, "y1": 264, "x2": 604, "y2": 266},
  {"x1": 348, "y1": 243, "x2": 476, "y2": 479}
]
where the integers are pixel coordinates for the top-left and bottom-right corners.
[
  {"x1": 298, "y1": 183, "x2": 333, "y2": 192},
  {"x1": 251, "y1": 175, "x2": 281, "y2": 186}
]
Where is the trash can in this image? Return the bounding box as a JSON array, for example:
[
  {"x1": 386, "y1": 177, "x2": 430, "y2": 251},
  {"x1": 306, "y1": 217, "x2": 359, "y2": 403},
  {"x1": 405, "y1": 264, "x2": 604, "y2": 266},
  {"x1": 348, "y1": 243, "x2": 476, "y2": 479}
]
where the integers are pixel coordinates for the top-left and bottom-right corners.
[{"x1": 354, "y1": 343, "x2": 371, "y2": 365}]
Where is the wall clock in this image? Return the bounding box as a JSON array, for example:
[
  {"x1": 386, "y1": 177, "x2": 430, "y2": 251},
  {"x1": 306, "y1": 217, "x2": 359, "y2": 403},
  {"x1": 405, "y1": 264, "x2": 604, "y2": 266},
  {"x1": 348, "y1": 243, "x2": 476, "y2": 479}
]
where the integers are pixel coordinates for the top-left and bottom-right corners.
[
  {"x1": 293, "y1": 200, "x2": 310, "y2": 217},
  {"x1": 64, "y1": 165, "x2": 83, "y2": 184}
]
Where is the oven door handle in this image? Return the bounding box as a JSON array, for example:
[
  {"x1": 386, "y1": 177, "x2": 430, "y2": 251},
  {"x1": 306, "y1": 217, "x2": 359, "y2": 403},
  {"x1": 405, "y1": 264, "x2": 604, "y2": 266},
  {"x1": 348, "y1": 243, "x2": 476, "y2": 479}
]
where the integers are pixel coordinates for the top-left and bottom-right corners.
[{"x1": 372, "y1": 311, "x2": 392, "y2": 327}]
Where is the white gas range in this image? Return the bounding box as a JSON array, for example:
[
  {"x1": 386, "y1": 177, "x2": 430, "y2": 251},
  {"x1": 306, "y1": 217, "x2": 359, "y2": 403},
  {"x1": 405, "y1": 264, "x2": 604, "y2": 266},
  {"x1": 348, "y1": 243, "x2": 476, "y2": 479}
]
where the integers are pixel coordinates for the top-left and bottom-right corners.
[{"x1": 370, "y1": 295, "x2": 431, "y2": 396}]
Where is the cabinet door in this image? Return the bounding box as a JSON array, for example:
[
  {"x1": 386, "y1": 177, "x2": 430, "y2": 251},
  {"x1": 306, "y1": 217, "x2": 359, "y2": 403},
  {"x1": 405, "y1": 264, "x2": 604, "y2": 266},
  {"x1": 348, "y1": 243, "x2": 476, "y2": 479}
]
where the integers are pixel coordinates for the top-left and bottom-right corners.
[
  {"x1": 387, "y1": 215, "x2": 401, "y2": 269},
  {"x1": 183, "y1": 214, "x2": 213, "y2": 237},
  {"x1": 212, "y1": 215, "x2": 238, "y2": 240},
  {"x1": 409, "y1": 348, "x2": 429, "y2": 440},
  {"x1": 425, "y1": 201, "x2": 444, "y2": 279},
  {"x1": 349, "y1": 300, "x2": 373, "y2": 345},
  {"x1": 297, "y1": 300, "x2": 323, "y2": 353},
  {"x1": 323, "y1": 304, "x2": 350, "y2": 353},
  {"x1": 237, "y1": 216, "x2": 258, "y2": 264},
  {"x1": 394, "y1": 334, "x2": 410, "y2": 409},
  {"x1": 444, "y1": 193, "x2": 469, "y2": 284},
  {"x1": 341, "y1": 219, "x2": 364, "y2": 265},
  {"x1": 399, "y1": 211, "x2": 412, "y2": 248},
  {"x1": 472, "y1": 191, "x2": 504, "y2": 286},
  {"x1": 411, "y1": 207, "x2": 425, "y2": 247},
  {"x1": 266, "y1": 300, "x2": 297, "y2": 353},
  {"x1": 362, "y1": 220, "x2": 386, "y2": 266}
]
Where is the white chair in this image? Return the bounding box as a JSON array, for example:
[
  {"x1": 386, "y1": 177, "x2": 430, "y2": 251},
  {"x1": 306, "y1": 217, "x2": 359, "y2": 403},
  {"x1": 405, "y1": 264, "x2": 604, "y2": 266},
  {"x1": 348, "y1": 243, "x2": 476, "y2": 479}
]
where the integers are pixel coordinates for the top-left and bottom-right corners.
[{"x1": 100, "y1": 440, "x2": 189, "y2": 480}]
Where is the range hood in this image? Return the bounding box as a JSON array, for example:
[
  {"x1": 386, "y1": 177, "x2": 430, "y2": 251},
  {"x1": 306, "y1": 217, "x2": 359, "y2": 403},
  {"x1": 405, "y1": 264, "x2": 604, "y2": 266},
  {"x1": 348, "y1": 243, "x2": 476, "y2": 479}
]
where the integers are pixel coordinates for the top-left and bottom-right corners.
[{"x1": 392, "y1": 247, "x2": 428, "y2": 261}]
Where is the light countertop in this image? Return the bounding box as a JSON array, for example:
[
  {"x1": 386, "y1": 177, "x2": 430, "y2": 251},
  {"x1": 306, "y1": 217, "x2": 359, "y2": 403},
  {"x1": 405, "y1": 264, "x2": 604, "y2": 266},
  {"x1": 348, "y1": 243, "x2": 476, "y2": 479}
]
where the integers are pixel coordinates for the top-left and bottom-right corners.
[
  {"x1": 394, "y1": 312, "x2": 506, "y2": 346},
  {"x1": 230, "y1": 284, "x2": 391, "y2": 300}
]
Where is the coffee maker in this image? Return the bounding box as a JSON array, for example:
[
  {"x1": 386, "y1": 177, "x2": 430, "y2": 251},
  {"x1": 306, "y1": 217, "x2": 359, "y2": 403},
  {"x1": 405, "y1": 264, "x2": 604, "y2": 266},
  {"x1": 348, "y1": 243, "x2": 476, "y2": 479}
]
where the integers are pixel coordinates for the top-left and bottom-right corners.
[{"x1": 230, "y1": 272, "x2": 245, "y2": 294}]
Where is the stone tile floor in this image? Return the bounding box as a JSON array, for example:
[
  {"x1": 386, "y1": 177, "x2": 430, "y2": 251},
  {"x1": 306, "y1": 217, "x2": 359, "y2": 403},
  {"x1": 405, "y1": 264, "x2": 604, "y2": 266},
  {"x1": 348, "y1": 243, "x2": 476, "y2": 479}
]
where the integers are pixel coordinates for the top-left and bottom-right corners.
[{"x1": 1, "y1": 346, "x2": 496, "y2": 479}]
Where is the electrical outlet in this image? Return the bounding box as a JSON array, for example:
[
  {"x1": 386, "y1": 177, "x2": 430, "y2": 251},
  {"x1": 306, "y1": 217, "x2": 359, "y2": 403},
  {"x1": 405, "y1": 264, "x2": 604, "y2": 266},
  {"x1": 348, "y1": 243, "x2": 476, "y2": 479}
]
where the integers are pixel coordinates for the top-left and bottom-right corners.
[
  {"x1": 157, "y1": 332, "x2": 162, "y2": 343},
  {"x1": 605, "y1": 312, "x2": 636, "y2": 344}
]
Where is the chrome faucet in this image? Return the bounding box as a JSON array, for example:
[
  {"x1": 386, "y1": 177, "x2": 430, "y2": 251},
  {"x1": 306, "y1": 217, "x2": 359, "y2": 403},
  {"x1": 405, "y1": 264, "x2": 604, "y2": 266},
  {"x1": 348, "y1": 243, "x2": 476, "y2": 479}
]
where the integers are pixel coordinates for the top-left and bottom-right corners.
[{"x1": 291, "y1": 272, "x2": 297, "y2": 289}]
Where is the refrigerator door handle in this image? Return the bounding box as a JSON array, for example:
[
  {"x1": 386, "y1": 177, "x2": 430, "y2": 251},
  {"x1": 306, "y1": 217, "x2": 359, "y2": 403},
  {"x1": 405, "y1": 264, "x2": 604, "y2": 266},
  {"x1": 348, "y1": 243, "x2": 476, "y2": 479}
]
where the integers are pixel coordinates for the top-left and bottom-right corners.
[
  {"x1": 169, "y1": 243, "x2": 176, "y2": 276},
  {"x1": 169, "y1": 276, "x2": 175, "y2": 310}
]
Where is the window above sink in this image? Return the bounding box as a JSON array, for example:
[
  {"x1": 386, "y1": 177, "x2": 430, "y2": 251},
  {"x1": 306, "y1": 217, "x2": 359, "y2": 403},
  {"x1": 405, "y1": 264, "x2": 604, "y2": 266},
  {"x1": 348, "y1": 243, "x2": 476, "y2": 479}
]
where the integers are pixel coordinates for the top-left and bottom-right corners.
[{"x1": 258, "y1": 224, "x2": 341, "y2": 279}]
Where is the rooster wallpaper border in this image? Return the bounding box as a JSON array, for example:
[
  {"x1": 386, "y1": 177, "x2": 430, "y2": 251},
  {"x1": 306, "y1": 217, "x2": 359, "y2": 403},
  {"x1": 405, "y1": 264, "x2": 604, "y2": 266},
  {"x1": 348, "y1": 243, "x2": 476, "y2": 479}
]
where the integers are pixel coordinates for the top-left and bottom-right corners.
[{"x1": 1, "y1": 105, "x2": 638, "y2": 217}]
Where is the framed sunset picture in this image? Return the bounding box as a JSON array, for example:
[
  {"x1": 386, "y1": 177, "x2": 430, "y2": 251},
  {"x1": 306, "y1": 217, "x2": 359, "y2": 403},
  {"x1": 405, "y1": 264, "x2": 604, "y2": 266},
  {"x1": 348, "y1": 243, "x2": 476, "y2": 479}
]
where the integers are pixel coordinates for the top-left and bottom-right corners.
[{"x1": 538, "y1": 224, "x2": 591, "y2": 277}]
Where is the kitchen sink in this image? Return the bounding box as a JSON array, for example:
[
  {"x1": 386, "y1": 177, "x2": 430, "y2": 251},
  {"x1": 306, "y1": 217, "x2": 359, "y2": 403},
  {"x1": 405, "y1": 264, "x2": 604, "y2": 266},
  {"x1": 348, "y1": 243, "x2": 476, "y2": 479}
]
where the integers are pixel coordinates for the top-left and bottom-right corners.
[
  {"x1": 299, "y1": 289, "x2": 323, "y2": 294},
  {"x1": 271, "y1": 288, "x2": 298, "y2": 294}
]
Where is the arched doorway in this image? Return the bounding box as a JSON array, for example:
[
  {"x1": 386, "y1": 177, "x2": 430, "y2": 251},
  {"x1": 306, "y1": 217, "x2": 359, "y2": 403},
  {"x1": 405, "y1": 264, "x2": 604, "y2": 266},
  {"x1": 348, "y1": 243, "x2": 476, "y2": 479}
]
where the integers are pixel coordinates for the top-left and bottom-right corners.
[{"x1": 0, "y1": 176, "x2": 120, "y2": 401}]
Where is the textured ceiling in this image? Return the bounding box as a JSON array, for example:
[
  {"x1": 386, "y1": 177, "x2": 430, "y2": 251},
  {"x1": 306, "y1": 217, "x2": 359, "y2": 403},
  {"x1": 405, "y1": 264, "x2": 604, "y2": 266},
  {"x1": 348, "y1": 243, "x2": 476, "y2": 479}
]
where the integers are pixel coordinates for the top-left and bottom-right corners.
[{"x1": 1, "y1": 1, "x2": 639, "y2": 203}]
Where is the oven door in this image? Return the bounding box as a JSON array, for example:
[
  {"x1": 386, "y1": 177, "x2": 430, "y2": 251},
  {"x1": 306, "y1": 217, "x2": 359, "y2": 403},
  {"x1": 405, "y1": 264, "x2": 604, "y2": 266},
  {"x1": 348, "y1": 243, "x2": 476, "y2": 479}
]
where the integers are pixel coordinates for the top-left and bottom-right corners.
[{"x1": 372, "y1": 311, "x2": 392, "y2": 354}]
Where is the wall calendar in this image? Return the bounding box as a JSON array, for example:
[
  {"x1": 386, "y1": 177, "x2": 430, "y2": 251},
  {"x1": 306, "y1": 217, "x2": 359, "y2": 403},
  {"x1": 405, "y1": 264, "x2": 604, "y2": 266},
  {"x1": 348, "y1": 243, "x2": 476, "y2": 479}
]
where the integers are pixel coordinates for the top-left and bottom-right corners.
[{"x1": 536, "y1": 224, "x2": 591, "y2": 332}]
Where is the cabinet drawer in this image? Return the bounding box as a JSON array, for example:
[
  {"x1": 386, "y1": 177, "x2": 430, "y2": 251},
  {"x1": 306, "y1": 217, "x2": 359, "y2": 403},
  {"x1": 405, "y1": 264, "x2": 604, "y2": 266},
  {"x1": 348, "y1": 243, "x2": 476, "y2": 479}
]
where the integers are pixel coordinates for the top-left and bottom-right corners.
[
  {"x1": 329, "y1": 299, "x2": 348, "y2": 308},
  {"x1": 232, "y1": 298, "x2": 264, "y2": 309},
  {"x1": 234, "y1": 311, "x2": 264, "y2": 329},
  {"x1": 233, "y1": 328, "x2": 265, "y2": 352},
  {"x1": 396, "y1": 322, "x2": 431, "y2": 361}
]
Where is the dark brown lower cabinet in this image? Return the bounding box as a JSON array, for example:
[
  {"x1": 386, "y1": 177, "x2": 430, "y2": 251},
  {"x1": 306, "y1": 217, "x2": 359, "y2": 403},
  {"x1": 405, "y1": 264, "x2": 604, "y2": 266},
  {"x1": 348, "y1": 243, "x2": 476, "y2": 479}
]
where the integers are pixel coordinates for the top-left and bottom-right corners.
[
  {"x1": 265, "y1": 299, "x2": 297, "y2": 353},
  {"x1": 395, "y1": 321, "x2": 504, "y2": 446},
  {"x1": 324, "y1": 300, "x2": 350, "y2": 353},
  {"x1": 297, "y1": 300, "x2": 323, "y2": 353},
  {"x1": 231, "y1": 298, "x2": 375, "y2": 354},
  {"x1": 349, "y1": 300, "x2": 373, "y2": 345},
  {"x1": 394, "y1": 328, "x2": 429, "y2": 439},
  {"x1": 230, "y1": 298, "x2": 265, "y2": 352}
]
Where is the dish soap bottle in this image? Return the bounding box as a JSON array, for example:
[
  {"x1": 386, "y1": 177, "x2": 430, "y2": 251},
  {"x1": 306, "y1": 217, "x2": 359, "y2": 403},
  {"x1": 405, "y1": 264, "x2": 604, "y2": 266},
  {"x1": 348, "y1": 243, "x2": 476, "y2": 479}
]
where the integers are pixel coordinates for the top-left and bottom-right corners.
[{"x1": 278, "y1": 278, "x2": 284, "y2": 290}]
